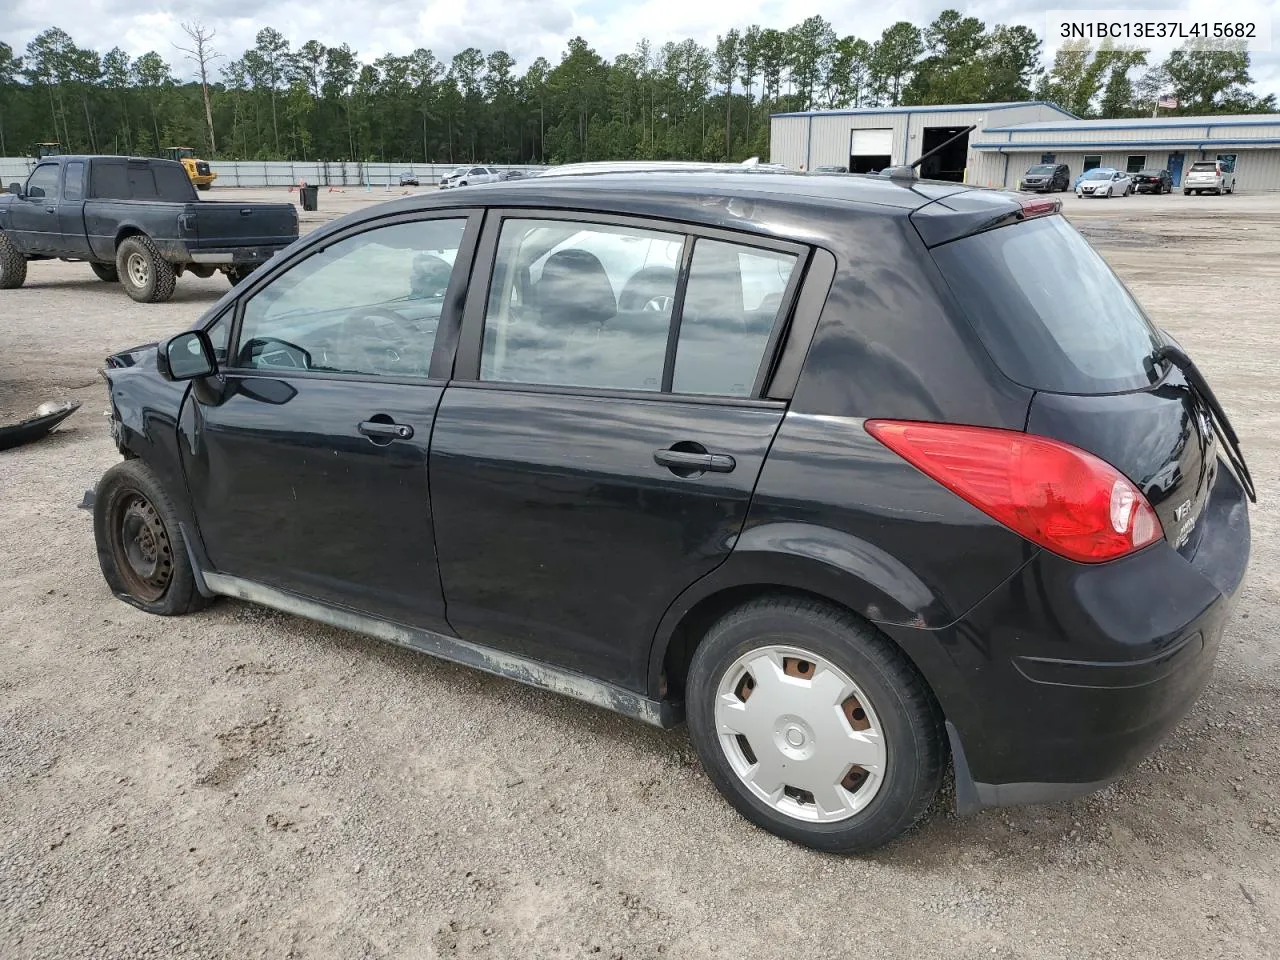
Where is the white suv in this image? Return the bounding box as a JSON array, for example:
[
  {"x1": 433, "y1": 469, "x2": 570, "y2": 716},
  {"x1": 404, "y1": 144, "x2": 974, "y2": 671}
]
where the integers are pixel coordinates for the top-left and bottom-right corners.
[{"x1": 1183, "y1": 160, "x2": 1236, "y2": 195}]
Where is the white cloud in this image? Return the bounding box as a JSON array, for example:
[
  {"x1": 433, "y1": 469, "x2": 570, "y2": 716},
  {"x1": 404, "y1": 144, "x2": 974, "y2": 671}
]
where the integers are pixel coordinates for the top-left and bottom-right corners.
[{"x1": 3, "y1": 0, "x2": 1277, "y2": 94}]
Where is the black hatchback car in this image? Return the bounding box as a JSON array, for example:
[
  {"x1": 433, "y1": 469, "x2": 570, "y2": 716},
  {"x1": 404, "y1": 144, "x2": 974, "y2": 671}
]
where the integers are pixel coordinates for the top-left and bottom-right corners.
[
  {"x1": 1018, "y1": 163, "x2": 1070, "y2": 192},
  {"x1": 93, "y1": 170, "x2": 1253, "y2": 853}
]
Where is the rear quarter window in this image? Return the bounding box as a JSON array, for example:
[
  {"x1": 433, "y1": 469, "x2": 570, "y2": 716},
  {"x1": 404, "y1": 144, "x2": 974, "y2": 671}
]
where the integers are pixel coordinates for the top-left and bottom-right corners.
[{"x1": 930, "y1": 215, "x2": 1161, "y2": 394}]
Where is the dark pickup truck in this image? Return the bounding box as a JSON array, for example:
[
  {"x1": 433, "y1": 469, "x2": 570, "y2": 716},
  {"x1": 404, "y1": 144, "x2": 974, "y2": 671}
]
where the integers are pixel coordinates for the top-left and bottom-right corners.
[{"x1": 0, "y1": 155, "x2": 299, "y2": 303}]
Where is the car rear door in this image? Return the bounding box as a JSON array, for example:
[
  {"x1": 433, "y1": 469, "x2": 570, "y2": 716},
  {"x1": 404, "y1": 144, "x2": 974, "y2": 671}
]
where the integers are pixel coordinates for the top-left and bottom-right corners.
[
  {"x1": 428, "y1": 211, "x2": 808, "y2": 690},
  {"x1": 56, "y1": 160, "x2": 92, "y2": 258},
  {"x1": 180, "y1": 209, "x2": 481, "y2": 631}
]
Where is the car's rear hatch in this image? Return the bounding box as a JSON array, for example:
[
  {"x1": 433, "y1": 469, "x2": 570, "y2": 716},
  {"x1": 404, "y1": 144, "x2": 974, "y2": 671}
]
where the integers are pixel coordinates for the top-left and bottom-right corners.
[
  {"x1": 186, "y1": 201, "x2": 298, "y2": 250},
  {"x1": 919, "y1": 201, "x2": 1228, "y2": 560}
]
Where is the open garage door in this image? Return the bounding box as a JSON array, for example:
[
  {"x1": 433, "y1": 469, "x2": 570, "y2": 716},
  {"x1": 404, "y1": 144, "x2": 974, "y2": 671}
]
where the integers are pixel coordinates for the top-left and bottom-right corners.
[
  {"x1": 919, "y1": 126, "x2": 970, "y2": 182},
  {"x1": 849, "y1": 128, "x2": 893, "y2": 174}
]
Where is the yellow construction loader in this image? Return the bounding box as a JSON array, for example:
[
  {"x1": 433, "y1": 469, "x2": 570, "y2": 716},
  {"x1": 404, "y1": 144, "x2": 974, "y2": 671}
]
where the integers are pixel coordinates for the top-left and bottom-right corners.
[{"x1": 164, "y1": 146, "x2": 217, "y2": 190}]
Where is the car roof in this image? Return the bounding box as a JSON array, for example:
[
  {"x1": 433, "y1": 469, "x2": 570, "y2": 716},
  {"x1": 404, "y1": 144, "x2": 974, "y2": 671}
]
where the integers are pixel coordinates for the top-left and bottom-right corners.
[
  {"x1": 306, "y1": 169, "x2": 1027, "y2": 251},
  {"x1": 383, "y1": 169, "x2": 988, "y2": 215}
]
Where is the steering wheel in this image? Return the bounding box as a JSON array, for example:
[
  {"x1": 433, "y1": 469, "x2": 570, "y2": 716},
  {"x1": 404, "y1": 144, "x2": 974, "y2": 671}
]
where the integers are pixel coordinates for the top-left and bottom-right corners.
[{"x1": 338, "y1": 306, "x2": 431, "y2": 376}]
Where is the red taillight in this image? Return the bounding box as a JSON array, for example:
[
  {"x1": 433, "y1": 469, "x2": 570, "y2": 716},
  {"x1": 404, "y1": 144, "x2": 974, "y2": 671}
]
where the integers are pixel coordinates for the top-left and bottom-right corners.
[
  {"x1": 1018, "y1": 198, "x2": 1060, "y2": 218},
  {"x1": 865, "y1": 420, "x2": 1163, "y2": 563}
]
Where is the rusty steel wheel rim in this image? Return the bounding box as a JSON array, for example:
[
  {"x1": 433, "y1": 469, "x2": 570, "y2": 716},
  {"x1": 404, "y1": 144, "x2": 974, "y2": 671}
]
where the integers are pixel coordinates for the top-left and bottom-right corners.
[{"x1": 110, "y1": 491, "x2": 173, "y2": 602}]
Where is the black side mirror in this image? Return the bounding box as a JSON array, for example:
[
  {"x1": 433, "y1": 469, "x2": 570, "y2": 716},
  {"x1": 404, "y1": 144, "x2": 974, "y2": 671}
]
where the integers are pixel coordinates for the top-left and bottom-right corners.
[
  {"x1": 158, "y1": 330, "x2": 216, "y2": 381},
  {"x1": 7, "y1": 182, "x2": 22, "y2": 197}
]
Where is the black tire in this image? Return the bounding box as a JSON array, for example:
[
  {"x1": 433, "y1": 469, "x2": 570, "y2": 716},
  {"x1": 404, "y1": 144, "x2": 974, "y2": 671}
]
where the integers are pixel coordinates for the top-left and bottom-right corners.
[
  {"x1": 686, "y1": 596, "x2": 945, "y2": 854},
  {"x1": 93, "y1": 459, "x2": 210, "y2": 616},
  {"x1": 0, "y1": 231, "x2": 27, "y2": 289},
  {"x1": 196, "y1": 183, "x2": 211, "y2": 191},
  {"x1": 116, "y1": 235, "x2": 177, "y2": 303},
  {"x1": 90, "y1": 262, "x2": 118, "y2": 282}
]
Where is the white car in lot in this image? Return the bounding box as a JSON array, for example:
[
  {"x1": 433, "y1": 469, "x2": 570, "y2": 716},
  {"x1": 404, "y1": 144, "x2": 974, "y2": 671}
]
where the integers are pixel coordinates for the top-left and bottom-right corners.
[
  {"x1": 1183, "y1": 160, "x2": 1236, "y2": 195},
  {"x1": 438, "y1": 165, "x2": 503, "y2": 189},
  {"x1": 1076, "y1": 169, "x2": 1132, "y2": 199}
]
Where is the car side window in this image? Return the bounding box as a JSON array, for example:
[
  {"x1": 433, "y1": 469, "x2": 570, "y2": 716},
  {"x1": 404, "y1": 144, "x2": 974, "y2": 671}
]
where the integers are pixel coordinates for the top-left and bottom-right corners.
[
  {"x1": 481, "y1": 218, "x2": 683, "y2": 391},
  {"x1": 63, "y1": 162, "x2": 85, "y2": 201},
  {"x1": 25, "y1": 164, "x2": 59, "y2": 199},
  {"x1": 234, "y1": 217, "x2": 467, "y2": 379},
  {"x1": 673, "y1": 240, "x2": 799, "y2": 397}
]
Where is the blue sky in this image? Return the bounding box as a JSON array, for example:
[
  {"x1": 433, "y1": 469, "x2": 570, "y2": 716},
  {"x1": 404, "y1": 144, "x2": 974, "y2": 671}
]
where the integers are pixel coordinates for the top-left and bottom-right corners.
[{"x1": 3, "y1": 0, "x2": 1277, "y2": 97}]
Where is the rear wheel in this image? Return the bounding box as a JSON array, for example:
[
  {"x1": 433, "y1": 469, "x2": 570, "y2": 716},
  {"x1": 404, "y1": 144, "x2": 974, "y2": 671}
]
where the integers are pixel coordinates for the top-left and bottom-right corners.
[
  {"x1": 686, "y1": 597, "x2": 944, "y2": 853},
  {"x1": 0, "y1": 231, "x2": 27, "y2": 289},
  {"x1": 116, "y1": 235, "x2": 177, "y2": 303},
  {"x1": 94, "y1": 459, "x2": 210, "y2": 616},
  {"x1": 90, "y1": 262, "x2": 118, "y2": 282},
  {"x1": 196, "y1": 183, "x2": 211, "y2": 191}
]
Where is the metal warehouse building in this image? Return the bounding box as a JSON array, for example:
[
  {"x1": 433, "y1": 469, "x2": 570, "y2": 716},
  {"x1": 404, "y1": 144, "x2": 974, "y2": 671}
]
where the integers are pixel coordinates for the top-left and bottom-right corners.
[{"x1": 771, "y1": 102, "x2": 1280, "y2": 191}]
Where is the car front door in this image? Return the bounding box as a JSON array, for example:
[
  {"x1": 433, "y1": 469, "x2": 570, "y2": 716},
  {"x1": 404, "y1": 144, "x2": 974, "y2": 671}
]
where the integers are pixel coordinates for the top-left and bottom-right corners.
[
  {"x1": 179, "y1": 210, "x2": 480, "y2": 631},
  {"x1": 8, "y1": 163, "x2": 61, "y2": 254},
  {"x1": 429, "y1": 212, "x2": 807, "y2": 690}
]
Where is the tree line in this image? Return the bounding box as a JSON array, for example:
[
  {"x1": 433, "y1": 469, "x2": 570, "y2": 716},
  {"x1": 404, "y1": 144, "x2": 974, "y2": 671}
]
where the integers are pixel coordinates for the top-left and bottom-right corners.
[{"x1": 0, "y1": 13, "x2": 1274, "y2": 165}]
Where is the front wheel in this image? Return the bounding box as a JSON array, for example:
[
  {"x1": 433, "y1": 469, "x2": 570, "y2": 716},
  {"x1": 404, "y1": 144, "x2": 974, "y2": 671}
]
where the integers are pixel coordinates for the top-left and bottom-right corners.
[
  {"x1": 116, "y1": 235, "x2": 176, "y2": 303},
  {"x1": 196, "y1": 183, "x2": 211, "y2": 191},
  {"x1": 94, "y1": 459, "x2": 210, "y2": 616},
  {"x1": 0, "y1": 231, "x2": 27, "y2": 289},
  {"x1": 686, "y1": 597, "x2": 945, "y2": 853}
]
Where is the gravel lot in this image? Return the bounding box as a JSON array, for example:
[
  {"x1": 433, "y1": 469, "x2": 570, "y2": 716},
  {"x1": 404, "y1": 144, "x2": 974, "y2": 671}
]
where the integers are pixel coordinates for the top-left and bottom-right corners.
[{"x1": 1, "y1": 185, "x2": 1277, "y2": 959}]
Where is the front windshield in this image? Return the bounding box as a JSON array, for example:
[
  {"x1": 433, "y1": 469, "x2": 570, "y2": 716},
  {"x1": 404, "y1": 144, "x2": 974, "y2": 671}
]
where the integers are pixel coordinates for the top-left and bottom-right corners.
[
  {"x1": 449, "y1": 167, "x2": 468, "y2": 177},
  {"x1": 1028, "y1": 165, "x2": 1055, "y2": 174},
  {"x1": 1139, "y1": 169, "x2": 1163, "y2": 176},
  {"x1": 1083, "y1": 170, "x2": 1113, "y2": 181}
]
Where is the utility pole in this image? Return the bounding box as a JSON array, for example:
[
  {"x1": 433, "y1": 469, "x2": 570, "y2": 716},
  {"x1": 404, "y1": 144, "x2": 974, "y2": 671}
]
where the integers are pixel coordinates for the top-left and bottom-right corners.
[{"x1": 175, "y1": 21, "x2": 223, "y2": 154}]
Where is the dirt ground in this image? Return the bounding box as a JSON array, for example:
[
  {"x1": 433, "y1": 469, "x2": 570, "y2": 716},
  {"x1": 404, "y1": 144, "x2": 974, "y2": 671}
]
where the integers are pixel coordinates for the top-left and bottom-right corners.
[{"x1": 1, "y1": 185, "x2": 1277, "y2": 959}]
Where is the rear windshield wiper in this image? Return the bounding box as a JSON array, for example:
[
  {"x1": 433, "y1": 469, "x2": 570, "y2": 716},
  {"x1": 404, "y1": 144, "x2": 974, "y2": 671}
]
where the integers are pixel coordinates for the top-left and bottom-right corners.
[{"x1": 1156, "y1": 344, "x2": 1257, "y2": 503}]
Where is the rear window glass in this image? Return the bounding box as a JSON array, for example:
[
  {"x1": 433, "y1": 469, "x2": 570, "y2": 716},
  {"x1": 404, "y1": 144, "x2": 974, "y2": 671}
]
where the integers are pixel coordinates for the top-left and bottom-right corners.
[
  {"x1": 1190, "y1": 162, "x2": 1218, "y2": 172},
  {"x1": 930, "y1": 216, "x2": 1161, "y2": 394}
]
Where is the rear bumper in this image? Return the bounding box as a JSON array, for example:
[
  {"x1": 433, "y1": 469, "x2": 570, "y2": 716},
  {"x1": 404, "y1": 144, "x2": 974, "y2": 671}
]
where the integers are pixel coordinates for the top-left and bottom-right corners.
[
  {"x1": 883, "y1": 462, "x2": 1250, "y2": 812},
  {"x1": 186, "y1": 244, "x2": 290, "y2": 266}
]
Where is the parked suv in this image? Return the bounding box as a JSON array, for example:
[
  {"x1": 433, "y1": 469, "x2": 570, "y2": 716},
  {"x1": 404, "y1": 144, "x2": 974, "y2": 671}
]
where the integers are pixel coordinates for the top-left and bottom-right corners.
[
  {"x1": 1019, "y1": 163, "x2": 1070, "y2": 192},
  {"x1": 1184, "y1": 160, "x2": 1236, "y2": 195},
  {"x1": 91, "y1": 171, "x2": 1253, "y2": 853}
]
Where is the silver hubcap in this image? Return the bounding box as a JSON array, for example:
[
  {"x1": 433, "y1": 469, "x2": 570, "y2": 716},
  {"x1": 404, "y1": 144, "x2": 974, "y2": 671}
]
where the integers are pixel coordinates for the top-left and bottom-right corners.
[
  {"x1": 127, "y1": 252, "x2": 149, "y2": 287},
  {"x1": 715, "y1": 645, "x2": 886, "y2": 823}
]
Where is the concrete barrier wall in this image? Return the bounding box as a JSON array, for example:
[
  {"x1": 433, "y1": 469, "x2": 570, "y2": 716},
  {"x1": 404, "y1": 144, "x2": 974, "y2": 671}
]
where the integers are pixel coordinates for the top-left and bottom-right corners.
[{"x1": 1, "y1": 158, "x2": 546, "y2": 188}]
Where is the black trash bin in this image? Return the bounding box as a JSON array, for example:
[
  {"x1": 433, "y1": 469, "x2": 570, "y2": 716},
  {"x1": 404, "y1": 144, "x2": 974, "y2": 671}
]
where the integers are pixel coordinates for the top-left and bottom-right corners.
[{"x1": 299, "y1": 184, "x2": 318, "y2": 212}]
